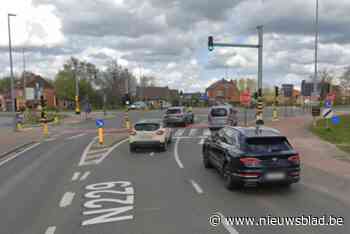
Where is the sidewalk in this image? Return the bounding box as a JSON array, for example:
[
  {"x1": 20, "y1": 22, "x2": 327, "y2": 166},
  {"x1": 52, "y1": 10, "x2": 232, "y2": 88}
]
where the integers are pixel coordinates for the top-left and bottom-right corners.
[{"x1": 265, "y1": 116, "x2": 350, "y2": 178}]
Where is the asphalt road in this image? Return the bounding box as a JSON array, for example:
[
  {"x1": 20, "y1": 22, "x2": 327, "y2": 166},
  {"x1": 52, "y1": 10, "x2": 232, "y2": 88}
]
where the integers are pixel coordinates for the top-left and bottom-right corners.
[
  {"x1": 0, "y1": 116, "x2": 12, "y2": 128},
  {"x1": 0, "y1": 109, "x2": 349, "y2": 234}
]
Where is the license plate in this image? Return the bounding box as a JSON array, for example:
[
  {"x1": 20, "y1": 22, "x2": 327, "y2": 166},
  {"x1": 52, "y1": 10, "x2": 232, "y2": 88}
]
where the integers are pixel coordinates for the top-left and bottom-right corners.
[{"x1": 265, "y1": 172, "x2": 285, "y2": 180}]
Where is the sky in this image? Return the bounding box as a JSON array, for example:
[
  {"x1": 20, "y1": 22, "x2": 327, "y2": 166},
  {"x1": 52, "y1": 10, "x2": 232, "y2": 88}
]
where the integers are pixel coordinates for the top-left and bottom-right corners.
[{"x1": 1, "y1": 0, "x2": 350, "y2": 92}]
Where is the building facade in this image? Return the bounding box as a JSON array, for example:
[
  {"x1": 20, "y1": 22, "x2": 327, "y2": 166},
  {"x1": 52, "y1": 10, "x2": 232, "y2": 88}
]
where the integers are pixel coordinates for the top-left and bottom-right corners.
[{"x1": 206, "y1": 79, "x2": 240, "y2": 105}]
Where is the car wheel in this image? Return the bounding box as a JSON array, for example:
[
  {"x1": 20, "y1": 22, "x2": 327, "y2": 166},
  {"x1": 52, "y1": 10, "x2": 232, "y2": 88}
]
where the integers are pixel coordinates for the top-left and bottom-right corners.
[
  {"x1": 223, "y1": 165, "x2": 241, "y2": 190},
  {"x1": 161, "y1": 142, "x2": 168, "y2": 152},
  {"x1": 203, "y1": 152, "x2": 213, "y2": 169},
  {"x1": 129, "y1": 144, "x2": 136, "y2": 153}
]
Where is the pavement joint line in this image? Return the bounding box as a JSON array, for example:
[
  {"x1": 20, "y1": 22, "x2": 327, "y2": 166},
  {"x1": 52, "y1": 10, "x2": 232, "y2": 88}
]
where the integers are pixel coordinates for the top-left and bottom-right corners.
[
  {"x1": 217, "y1": 212, "x2": 240, "y2": 234},
  {"x1": 0, "y1": 142, "x2": 41, "y2": 167},
  {"x1": 189, "y1": 179, "x2": 203, "y2": 194},
  {"x1": 174, "y1": 138, "x2": 184, "y2": 169},
  {"x1": 59, "y1": 192, "x2": 75, "y2": 208},
  {"x1": 66, "y1": 133, "x2": 87, "y2": 140},
  {"x1": 45, "y1": 226, "x2": 56, "y2": 234},
  {"x1": 71, "y1": 172, "x2": 81, "y2": 181},
  {"x1": 80, "y1": 171, "x2": 91, "y2": 181},
  {"x1": 0, "y1": 141, "x2": 37, "y2": 160}
]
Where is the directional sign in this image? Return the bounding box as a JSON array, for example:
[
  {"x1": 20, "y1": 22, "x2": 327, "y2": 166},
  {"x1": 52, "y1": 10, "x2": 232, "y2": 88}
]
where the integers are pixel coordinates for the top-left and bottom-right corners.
[
  {"x1": 331, "y1": 116, "x2": 340, "y2": 125},
  {"x1": 322, "y1": 108, "x2": 333, "y2": 119},
  {"x1": 96, "y1": 119, "x2": 104, "y2": 128},
  {"x1": 325, "y1": 100, "x2": 332, "y2": 108}
]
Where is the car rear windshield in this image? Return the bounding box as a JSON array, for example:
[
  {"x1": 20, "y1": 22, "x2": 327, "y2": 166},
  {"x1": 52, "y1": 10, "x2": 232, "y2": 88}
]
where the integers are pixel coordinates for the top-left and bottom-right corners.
[
  {"x1": 166, "y1": 109, "x2": 182, "y2": 114},
  {"x1": 134, "y1": 123, "x2": 160, "y2": 131},
  {"x1": 245, "y1": 137, "x2": 291, "y2": 153},
  {"x1": 211, "y1": 108, "x2": 228, "y2": 117}
]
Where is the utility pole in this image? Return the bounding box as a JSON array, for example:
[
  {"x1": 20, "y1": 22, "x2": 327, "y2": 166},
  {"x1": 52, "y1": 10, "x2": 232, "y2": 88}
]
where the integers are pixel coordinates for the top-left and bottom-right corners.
[
  {"x1": 8, "y1": 13, "x2": 17, "y2": 131},
  {"x1": 22, "y1": 47, "x2": 26, "y2": 106},
  {"x1": 313, "y1": 0, "x2": 319, "y2": 96}
]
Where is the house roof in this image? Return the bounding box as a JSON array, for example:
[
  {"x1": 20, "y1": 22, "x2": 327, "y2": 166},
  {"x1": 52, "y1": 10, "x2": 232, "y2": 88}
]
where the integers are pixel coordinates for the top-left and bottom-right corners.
[
  {"x1": 16, "y1": 73, "x2": 54, "y2": 89},
  {"x1": 206, "y1": 78, "x2": 237, "y2": 91}
]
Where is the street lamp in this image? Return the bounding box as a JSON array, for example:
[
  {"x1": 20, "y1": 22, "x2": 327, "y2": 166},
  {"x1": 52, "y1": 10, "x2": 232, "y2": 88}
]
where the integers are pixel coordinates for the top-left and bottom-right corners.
[{"x1": 8, "y1": 13, "x2": 17, "y2": 131}]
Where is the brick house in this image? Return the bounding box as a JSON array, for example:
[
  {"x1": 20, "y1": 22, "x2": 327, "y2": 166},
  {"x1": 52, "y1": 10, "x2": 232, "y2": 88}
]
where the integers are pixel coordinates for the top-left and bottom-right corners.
[
  {"x1": 13, "y1": 73, "x2": 57, "y2": 110},
  {"x1": 206, "y1": 79, "x2": 240, "y2": 105}
]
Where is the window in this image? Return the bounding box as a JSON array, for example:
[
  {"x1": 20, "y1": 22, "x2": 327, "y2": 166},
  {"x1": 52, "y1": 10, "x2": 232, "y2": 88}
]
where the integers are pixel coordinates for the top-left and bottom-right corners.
[
  {"x1": 211, "y1": 108, "x2": 228, "y2": 117},
  {"x1": 223, "y1": 128, "x2": 238, "y2": 145},
  {"x1": 245, "y1": 137, "x2": 292, "y2": 154},
  {"x1": 134, "y1": 123, "x2": 160, "y2": 131},
  {"x1": 166, "y1": 109, "x2": 182, "y2": 114}
]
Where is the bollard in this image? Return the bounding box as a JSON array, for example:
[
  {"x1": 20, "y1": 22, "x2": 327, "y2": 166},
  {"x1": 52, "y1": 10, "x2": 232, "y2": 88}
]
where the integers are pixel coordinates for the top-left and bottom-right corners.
[
  {"x1": 98, "y1": 127, "x2": 104, "y2": 145},
  {"x1": 272, "y1": 106, "x2": 279, "y2": 121},
  {"x1": 43, "y1": 122, "x2": 49, "y2": 137}
]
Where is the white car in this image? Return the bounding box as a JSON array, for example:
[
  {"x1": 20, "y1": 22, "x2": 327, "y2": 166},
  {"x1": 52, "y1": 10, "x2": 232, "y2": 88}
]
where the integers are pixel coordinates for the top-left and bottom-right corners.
[{"x1": 129, "y1": 119, "x2": 172, "y2": 152}]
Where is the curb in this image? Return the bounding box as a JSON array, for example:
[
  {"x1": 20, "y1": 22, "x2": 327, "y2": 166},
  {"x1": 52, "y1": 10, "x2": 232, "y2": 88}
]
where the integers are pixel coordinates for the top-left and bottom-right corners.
[{"x1": 0, "y1": 141, "x2": 37, "y2": 160}]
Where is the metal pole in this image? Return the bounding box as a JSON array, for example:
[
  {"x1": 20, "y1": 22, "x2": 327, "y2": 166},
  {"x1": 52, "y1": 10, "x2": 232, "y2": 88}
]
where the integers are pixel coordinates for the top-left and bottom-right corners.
[
  {"x1": 313, "y1": 0, "x2": 319, "y2": 94},
  {"x1": 8, "y1": 13, "x2": 16, "y2": 131},
  {"x1": 22, "y1": 47, "x2": 26, "y2": 105},
  {"x1": 257, "y1": 26, "x2": 263, "y2": 91},
  {"x1": 74, "y1": 60, "x2": 80, "y2": 114}
]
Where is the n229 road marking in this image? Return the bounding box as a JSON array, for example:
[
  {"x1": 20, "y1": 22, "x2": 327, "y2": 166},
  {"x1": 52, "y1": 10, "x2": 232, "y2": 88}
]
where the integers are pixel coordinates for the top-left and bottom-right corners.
[{"x1": 82, "y1": 181, "x2": 134, "y2": 226}]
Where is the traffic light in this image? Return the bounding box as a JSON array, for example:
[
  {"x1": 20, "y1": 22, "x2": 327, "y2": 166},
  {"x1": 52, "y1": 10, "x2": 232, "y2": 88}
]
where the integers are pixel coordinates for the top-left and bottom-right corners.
[
  {"x1": 275, "y1": 86, "x2": 279, "y2": 97},
  {"x1": 253, "y1": 92, "x2": 258, "y2": 100},
  {"x1": 208, "y1": 36, "x2": 214, "y2": 51}
]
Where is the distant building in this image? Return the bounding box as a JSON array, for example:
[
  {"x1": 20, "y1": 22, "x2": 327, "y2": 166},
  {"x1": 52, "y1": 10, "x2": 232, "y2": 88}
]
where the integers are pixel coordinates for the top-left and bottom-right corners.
[
  {"x1": 206, "y1": 79, "x2": 240, "y2": 105},
  {"x1": 0, "y1": 95, "x2": 5, "y2": 111}
]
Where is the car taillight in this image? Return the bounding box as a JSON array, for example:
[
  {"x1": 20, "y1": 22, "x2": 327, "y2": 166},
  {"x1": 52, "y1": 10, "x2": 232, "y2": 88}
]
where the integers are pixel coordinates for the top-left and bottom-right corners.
[
  {"x1": 156, "y1": 130, "x2": 165, "y2": 135},
  {"x1": 240, "y1": 157, "x2": 261, "y2": 167},
  {"x1": 288, "y1": 154, "x2": 300, "y2": 164},
  {"x1": 129, "y1": 130, "x2": 137, "y2": 136}
]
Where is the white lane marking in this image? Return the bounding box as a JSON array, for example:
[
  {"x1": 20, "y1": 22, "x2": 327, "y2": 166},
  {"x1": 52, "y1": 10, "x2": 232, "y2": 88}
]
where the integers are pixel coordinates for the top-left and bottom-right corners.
[
  {"x1": 198, "y1": 139, "x2": 205, "y2": 145},
  {"x1": 189, "y1": 128, "x2": 197, "y2": 137},
  {"x1": 67, "y1": 133, "x2": 87, "y2": 140},
  {"x1": 59, "y1": 192, "x2": 75, "y2": 208},
  {"x1": 218, "y1": 212, "x2": 240, "y2": 234},
  {"x1": 45, "y1": 226, "x2": 56, "y2": 234},
  {"x1": 203, "y1": 129, "x2": 211, "y2": 136},
  {"x1": 96, "y1": 139, "x2": 128, "y2": 164},
  {"x1": 72, "y1": 172, "x2": 81, "y2": 181},
  {"x1": 44, "y1": 138, "x2": 56, "y2": 142},
  {"x1": 174, "y1": 129, "x2": 185, "y2": 137},
  {"x1": 80, "y1": 171, "x2": 91, "y2": 181},
  {"x1": 173, "y1": 136, "x2": 205, "y2": 139},
  {"x1": 189, "y1": 179, "x2": 203, "y2": 194},
  {"x1": 150, "y1": 152, "x2": 155, "y2": 157},
  {"x1": 88, "y1": 148, "x2": 110, "y2": 154},
  {"x1": 0, "y1": 142, "x2": 41, "y2": 167},
  {"x1": 79, "y1": 136, "x2": 98, "y2": 166},
  {"x1": 174, "y1": 138, "x2": 184, "y2": 169}
]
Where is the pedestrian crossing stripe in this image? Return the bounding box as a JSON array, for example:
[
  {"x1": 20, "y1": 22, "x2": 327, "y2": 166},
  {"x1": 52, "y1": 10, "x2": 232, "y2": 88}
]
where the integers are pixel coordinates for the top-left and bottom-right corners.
[
  {"x1": 173, "y1": 128, "x2": 211, "y2": 138},
  {"x1": 174, "y1": 129, "x2": 185, "y2": 137},
  {"x1": 189, "y1": 129, "x2": 197, "y2": 136}
]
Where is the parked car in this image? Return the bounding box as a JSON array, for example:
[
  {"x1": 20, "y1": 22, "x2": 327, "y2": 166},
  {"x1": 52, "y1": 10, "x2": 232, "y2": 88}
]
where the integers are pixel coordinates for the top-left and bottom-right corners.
[
  {"x1": 202, "y1": 126, "x2": 300, "y2": 190},
  {"x1": 208, "y1": 105, "x2": 238, "y2": 130},
  {"x1": 129, "y1": 119, "x2": 172, "y2": 152},
  {"x1": 163, "y1": 106, "x2": 194, "y2": 126},
  {"x1": 128, "y1": 101, "x2": 147, "y2": 110}
]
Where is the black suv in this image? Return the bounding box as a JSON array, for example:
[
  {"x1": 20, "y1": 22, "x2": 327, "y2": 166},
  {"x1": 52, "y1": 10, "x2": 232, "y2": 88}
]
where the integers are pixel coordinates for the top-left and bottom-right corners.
[{"x1": 202, "y1": 126, "x2": 300, "y2": 190}]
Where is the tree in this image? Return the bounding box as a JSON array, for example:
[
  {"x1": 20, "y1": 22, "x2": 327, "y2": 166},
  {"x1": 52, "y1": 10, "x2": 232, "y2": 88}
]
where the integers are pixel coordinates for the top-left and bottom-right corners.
[
  {"x1": 340, "y1": 67, "x2": 350, "y2": 92},
  {"x1": 245, "y1": 78, "x2": 257, "y2": 92},
  {"x1": 319, "y1": 69, "x2": 334, "y2": 84},
  {"x1": 0, "y1": 77, "x2": 11, "y2": 93},
  {"x1": 139, "y1": 75, "x2": 156, "y2": 87},
  {"x1": 237, "y1": 78, "x2": 246, "y2": 92}
]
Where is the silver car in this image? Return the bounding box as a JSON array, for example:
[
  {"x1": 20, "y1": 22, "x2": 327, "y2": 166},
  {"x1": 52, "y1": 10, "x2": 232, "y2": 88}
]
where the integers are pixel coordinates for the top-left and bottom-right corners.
[
  {"x1": 163, "y1": 106, "x2": 194, "y2": 126},
  {"x1": 208, "y1": 105, "x2": 238, "y2": 130}
]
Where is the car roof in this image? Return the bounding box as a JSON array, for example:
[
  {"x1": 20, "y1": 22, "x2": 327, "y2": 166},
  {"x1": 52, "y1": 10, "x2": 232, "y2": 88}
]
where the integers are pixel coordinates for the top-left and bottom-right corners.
[
  {"x1": 135, "y1": 119, "x2": 162, "y2": 124},
  {"x1": 210, "y1": 105, "x2": 231, "y2": 109},
  {"x1": 231, "y1": 126, "x2": 282, "y2": 137},
  {"x1": 167, "y1": 106, "x2": 184, "y2": 110}
]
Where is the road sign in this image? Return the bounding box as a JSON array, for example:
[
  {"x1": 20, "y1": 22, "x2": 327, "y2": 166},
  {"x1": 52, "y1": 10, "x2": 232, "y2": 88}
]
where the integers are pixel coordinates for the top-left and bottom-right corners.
[
  {"x1": 96, "y1": 119, "x2": 104, "y2": 128},
  {"x1": 240, "y1": 91, "x2": 251, "y2": 105},
  {"x1": 331, "y1": 116, "x2": 340, "y2": 125},
  {"x1": 325, "y1": 100, "x2": 332, "y2": 108},
  {"x1": 200, "y1": 94, "x2": 209, "y2": 101},
  {"x1": 282, "y1": 84, "x2": 294, "y2": 97},
  {"x1": 322, "y1": 108, "x2": 333, "y2": 119}
]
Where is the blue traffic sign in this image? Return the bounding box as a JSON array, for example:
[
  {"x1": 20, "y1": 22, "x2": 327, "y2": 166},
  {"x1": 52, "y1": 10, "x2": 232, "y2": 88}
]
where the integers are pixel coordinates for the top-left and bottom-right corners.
[
  {"x1": 325, "y1": 100, "x2": 332, "y2": 108},
  {"x1": 96, "y1": 119, "x2": 104, "y2": 128},
  {"x1": 331, "y1": 116, "x2": 340, "y2": 125},
  {"x1": 200, "y1": 94, "x2": 209, "y2": 101}
]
